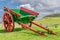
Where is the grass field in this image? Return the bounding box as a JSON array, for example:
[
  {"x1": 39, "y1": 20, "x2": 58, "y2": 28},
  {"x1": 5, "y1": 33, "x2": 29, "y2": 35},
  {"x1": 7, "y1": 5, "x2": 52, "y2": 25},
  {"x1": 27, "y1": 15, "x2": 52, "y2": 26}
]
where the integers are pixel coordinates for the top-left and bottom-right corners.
[{"x1": 0, "y1": 17, "x2": 60, "y2": 40}]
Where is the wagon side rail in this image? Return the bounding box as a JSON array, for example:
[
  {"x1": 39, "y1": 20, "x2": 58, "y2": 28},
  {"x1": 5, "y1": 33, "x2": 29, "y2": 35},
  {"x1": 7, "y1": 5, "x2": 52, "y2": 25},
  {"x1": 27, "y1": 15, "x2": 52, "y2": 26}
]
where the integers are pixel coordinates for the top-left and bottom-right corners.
[
  {"x1": 20, "y1": 7, "x2": 39, "y2": 16},
  {"x1": 4, "y1": 7, "x2": 20, "y2": 17}
]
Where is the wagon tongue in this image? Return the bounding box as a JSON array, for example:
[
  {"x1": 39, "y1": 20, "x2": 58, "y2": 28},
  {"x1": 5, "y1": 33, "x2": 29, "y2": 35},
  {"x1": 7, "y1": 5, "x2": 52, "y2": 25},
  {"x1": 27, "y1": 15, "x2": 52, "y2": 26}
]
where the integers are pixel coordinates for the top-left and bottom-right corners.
[
  {"x1": 20, "y1": 23, "x2": 47, "y2": 36},
  {"x1": 20, "y1": 22, "x2": 57, "y2": 36},
  {"x1": 31, "y1": 22, "x2": 57, "y2": 36}
]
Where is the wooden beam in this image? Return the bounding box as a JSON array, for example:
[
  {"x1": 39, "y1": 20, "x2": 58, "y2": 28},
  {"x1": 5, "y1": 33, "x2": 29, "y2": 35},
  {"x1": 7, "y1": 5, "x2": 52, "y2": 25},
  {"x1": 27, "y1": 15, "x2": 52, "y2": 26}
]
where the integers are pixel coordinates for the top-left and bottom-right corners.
[
  {"x1": 20, "y1": 7, "x2": 39, "y2": 16},
  {"x1": 4, "y1": 7, "x2": 20, "y2": 17}
]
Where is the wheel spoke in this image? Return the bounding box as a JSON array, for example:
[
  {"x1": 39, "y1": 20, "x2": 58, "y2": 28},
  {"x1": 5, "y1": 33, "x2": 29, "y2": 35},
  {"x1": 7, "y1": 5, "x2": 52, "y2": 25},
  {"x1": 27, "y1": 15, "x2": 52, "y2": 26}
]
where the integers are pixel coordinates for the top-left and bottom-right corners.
[{"x1": 3, "y1": 12, "x2": 14, "y2": 32}]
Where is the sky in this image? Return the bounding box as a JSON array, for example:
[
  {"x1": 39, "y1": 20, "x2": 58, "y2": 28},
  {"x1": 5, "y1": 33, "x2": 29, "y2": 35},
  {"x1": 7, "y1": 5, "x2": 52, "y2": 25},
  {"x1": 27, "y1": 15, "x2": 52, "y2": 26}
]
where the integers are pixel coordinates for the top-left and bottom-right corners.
[{"x1": 0, "y1": 0, "x2": 60, "y2": 22}]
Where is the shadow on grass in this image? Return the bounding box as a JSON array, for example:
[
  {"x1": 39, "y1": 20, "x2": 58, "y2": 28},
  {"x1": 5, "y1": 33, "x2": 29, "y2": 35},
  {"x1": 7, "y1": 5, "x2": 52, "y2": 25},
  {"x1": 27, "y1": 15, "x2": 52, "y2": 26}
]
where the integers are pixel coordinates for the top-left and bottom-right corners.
[
  {"x1": 0, "y1": 28, "x2": 26, "y2": 33},
  {"x1": 22, "y1": 32, "x2": 40, "y2": 36},
  {"x1": 13, "y1": 28, "x2": 26, "y2": 32},
  {"x1": 0, "y1": 28, "x2": 53, "y2": 36},
  {"x1": 0, "y1": 29, "x2": 7, "y2": 33},
  {"x1": 41, "y1": 31, "x2": 55, "y2": 35},
  {"x1": 0, "y1": 28, "x2": 40, "y2": 36}
]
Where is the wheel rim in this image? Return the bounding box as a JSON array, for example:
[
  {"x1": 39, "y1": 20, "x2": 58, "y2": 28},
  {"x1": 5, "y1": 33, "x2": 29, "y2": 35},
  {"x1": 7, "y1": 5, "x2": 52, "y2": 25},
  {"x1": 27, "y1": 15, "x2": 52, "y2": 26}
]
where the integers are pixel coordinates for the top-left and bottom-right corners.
[{"x1": 2, "y1": 12, "x2": 14, "y2": 32}]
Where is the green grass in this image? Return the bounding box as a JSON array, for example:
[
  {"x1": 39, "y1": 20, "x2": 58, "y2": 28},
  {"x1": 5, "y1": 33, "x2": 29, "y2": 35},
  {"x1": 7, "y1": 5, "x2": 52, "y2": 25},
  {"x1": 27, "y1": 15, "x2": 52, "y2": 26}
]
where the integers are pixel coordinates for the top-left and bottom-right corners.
[{"x1": 0, "y1": 17, "x2": 60, "y2": 40}]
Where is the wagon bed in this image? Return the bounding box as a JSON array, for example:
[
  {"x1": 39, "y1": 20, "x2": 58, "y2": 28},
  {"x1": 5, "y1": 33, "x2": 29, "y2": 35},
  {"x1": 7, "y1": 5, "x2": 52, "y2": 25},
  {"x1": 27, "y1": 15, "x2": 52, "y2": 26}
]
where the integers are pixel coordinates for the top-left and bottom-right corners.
[{"x1": 12, "y1": 7, "x2": 38, "y2": 24}]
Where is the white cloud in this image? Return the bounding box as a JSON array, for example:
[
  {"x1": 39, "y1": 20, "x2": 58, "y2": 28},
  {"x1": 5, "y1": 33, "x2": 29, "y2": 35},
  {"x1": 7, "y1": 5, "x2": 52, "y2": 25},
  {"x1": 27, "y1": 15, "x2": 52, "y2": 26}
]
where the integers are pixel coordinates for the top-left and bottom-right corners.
[
  {"x1": 11, "y1": 0, "x2": 60, "y2": 18},
  {"x1": 17, "y1": 0, "x2": 60, "y2": 14},
  {"x1": 20, "y1": 4, "x2": 35, "y2": 11}
]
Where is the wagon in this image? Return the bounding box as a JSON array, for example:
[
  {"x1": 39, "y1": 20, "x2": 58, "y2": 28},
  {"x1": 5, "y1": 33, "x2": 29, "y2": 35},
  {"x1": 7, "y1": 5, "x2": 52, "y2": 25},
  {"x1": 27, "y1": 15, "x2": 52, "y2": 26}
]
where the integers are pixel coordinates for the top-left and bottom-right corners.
[{"x1": 2, "y1": 7, "x2": 57, "y2": 36}]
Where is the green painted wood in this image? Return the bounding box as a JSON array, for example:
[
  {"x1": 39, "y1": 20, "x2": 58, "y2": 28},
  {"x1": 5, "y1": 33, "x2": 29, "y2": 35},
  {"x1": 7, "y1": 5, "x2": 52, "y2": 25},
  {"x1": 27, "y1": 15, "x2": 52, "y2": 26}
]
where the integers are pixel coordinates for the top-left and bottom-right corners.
[{"x1": 12, "y1": 9, "x2": 36, "y2": 24}]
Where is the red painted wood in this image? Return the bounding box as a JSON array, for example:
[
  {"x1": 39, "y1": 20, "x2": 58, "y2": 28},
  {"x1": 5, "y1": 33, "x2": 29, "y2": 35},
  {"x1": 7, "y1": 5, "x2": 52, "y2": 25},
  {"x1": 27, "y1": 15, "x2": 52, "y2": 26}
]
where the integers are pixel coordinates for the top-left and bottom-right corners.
[
  {"x1": 2, "y1": 12, "x2": 14, "y2": 32},
  {"x1": 31, "y1": 22, "x2": 57, "y2": 35},
  {"x1": 20, "y1": 23, "x2": 47, "y2": 36},
  {"x1": 20, "y1": 7, "x2": 39, "y2": 16},
  {"x1": 29, "y1": 22, "x2": 32, "y2": 27},
  {"x1": 4, "y1": 7, "x2": 20, "y2": 17}
]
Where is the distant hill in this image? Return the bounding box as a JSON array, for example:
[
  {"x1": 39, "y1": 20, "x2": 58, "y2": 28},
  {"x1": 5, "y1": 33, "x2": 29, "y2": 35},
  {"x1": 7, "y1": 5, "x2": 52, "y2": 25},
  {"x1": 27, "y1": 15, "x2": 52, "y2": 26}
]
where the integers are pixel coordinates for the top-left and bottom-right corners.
[{"x1": 44, "y1": 13, "x2": 60, "y2": 17}]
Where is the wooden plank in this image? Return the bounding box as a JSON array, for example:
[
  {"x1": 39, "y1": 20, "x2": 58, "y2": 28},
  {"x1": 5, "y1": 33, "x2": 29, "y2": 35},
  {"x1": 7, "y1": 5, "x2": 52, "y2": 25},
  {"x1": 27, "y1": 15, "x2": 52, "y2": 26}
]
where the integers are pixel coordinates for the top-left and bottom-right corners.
[{"x1": 20, "y1": 7, "x2": 39, "y2": 16}]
